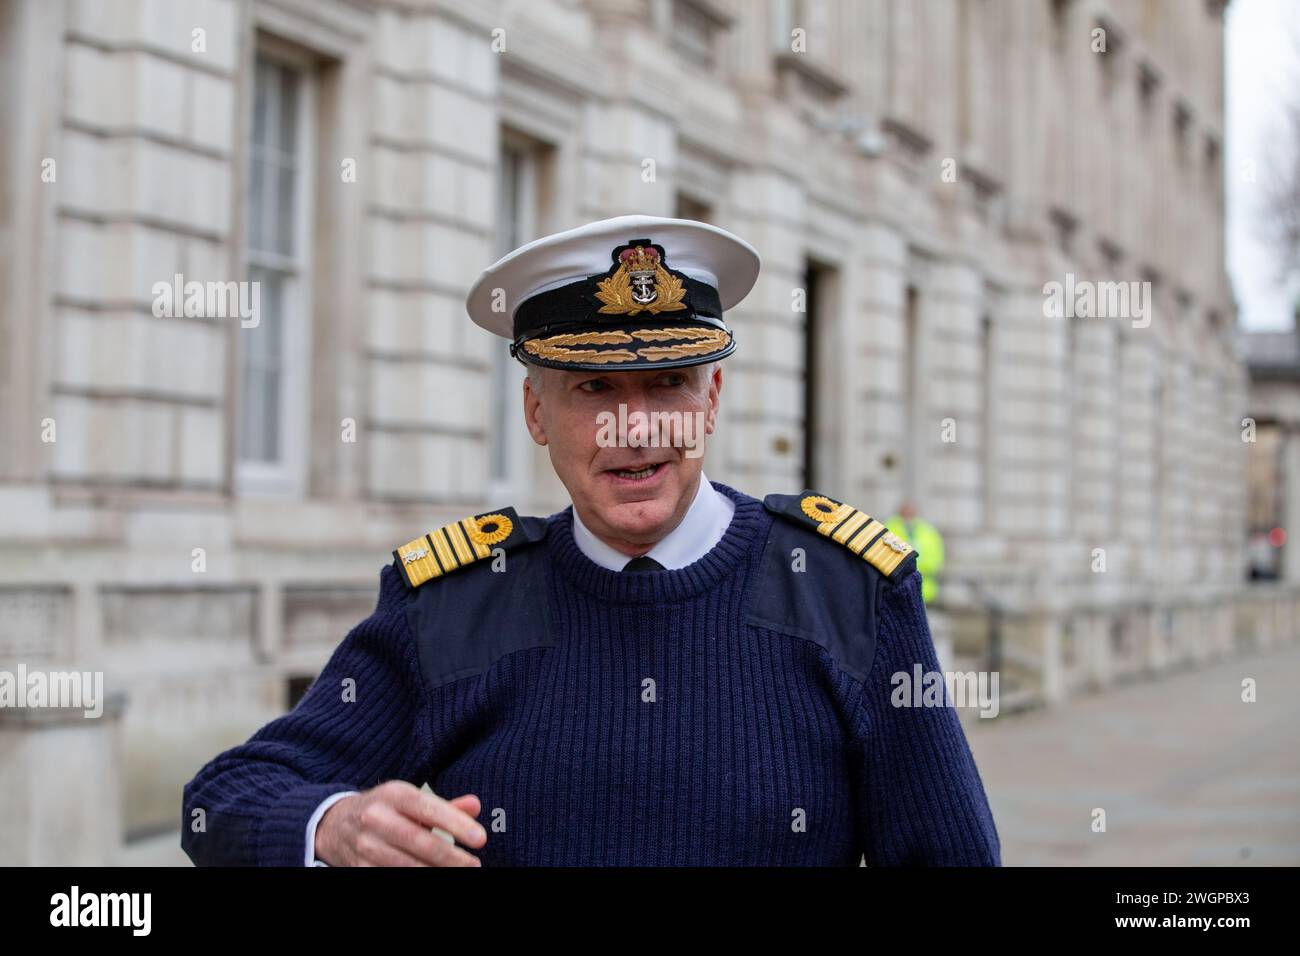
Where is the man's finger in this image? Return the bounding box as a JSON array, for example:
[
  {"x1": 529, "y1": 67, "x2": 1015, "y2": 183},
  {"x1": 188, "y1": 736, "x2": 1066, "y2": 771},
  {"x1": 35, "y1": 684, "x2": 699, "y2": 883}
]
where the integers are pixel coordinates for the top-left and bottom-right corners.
[
  {"x1": 445, "y1": 793, "x2": 482, "y2": 816},
  {"x1": 363, "y1": 803, "x2": 481, "y2": 867},
  {"x1": 435, "y1": 794, "x2": 482, "y2": 843},
  {"x1": 391, "y1": 787, "x2": 488, "y2": 850},
  {"x1": 355, "y1": 829, "x2": 431, "y2": 867}
]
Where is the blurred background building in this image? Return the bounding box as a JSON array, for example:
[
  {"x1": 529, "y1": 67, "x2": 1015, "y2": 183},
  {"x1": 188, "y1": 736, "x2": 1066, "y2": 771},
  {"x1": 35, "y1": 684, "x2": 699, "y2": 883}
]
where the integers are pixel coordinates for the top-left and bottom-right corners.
[
  {"x1": 0, "y1": 0, "x2": 1290, "y2": 864},
  {"x1": 1240, "y1": 314, "x2": 1300, "y2": 580}
]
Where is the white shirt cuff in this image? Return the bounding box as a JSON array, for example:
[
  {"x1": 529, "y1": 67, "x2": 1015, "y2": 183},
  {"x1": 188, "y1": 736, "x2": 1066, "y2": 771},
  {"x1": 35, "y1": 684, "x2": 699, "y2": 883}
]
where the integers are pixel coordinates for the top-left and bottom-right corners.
[{"x1": 305, "y1": 791, "x2": 360, "y2": 866}]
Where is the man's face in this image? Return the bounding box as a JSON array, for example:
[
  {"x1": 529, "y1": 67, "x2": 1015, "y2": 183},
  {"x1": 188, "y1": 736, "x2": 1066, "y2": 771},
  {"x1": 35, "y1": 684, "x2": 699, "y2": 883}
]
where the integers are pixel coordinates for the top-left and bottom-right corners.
[{"x1": 523, "y1": 361, "x2": 723, "y2": 557}]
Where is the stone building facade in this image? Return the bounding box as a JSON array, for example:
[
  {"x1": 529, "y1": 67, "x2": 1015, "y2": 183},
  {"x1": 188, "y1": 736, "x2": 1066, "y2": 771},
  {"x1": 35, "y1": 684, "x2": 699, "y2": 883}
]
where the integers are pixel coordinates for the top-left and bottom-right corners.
[{"x1": 0, "y1": 0, "x2": 1279, "y2": 864}]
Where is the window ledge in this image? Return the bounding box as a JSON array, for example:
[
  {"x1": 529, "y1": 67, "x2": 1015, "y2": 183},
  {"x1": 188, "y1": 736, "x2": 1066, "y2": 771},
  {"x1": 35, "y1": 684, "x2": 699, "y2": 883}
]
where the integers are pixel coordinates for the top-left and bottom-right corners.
[{"x1": 774, "y1": 51, "x2": 849, "y2": 102}]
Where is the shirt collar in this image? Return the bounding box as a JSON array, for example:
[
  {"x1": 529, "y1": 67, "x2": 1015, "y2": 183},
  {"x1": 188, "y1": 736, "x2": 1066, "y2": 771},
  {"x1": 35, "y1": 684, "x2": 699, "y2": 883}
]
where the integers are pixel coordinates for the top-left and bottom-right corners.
[{"x1": 570, "y1": 471, "x2": 736, "y2": 572}]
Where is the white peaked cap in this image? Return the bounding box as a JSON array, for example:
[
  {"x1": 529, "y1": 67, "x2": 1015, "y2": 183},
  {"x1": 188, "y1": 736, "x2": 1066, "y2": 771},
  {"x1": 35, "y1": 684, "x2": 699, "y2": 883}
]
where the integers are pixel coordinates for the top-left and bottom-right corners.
[{"x1": 465, "y1": 214, "x2": 761, "y2": 339}]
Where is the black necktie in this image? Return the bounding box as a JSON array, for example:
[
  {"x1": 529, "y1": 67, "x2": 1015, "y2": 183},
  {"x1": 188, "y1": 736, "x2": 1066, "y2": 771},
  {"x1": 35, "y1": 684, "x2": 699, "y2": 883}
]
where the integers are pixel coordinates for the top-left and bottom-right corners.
[{"x1": 622, "y1": 555, "x2": 665, "y2": 572}]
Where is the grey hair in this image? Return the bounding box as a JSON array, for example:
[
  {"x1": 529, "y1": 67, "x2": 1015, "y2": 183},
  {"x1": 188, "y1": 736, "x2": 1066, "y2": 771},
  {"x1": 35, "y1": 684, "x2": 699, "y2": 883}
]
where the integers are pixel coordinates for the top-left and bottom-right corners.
[{"x1": 524, "y1": 360, "x2": 718, "y2": 389}]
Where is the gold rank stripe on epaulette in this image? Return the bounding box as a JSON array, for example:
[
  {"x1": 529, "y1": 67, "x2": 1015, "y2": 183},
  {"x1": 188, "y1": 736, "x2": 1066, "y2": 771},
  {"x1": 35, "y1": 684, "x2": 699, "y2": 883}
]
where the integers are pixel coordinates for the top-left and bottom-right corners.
[
  {"x1": 394, "y1": 509, "x2": 520, "y2": 589},
  {"x1": 778, "y1": 493, "x2": 916, "y2": 579}
]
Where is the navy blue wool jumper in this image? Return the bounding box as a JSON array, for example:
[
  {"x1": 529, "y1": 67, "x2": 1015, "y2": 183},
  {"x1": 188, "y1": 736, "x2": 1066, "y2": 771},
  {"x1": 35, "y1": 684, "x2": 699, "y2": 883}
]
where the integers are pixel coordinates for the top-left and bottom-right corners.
[{"x1": 181, "y1": 482, "x2": 1001, "y2": 866}]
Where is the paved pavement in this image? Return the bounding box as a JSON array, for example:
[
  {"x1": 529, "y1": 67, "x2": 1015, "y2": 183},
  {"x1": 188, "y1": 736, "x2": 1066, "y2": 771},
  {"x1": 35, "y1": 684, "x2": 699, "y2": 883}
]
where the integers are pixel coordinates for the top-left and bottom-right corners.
[
  {"x1": 136, "y1": 642, "x2": 1300, "y2": 867},
  {"x1": 965, "y1": 641, "x2": 1300, "y2": 865}
]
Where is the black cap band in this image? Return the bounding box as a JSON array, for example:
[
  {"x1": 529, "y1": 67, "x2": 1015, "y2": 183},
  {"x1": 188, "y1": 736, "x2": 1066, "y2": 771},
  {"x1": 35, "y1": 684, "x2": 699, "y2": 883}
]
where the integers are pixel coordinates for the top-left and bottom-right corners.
[{"x1": 512, "y1": 270, "x2": 724, "y2": 341}]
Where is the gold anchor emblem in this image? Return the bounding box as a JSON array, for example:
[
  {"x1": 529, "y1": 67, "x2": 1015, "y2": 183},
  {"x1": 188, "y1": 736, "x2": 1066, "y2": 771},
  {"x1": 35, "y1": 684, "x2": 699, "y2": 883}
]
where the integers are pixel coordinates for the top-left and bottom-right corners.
[{"x1": 594, "y1": 243, "x2": 688, "y2": 316}]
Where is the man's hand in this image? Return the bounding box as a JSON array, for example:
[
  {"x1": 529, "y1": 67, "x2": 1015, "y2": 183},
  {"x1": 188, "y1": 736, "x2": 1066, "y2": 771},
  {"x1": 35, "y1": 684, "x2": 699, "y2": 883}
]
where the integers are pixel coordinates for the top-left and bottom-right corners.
[{"x1": 315, "y1": 781, "x2": 486, "y2": 866}]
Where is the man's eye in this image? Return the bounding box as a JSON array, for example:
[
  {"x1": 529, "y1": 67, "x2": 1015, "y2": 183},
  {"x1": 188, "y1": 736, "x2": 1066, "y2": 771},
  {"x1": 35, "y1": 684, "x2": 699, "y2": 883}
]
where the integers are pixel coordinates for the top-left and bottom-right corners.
[
  {"x1": 659, "y1": 373, "x2": 685, "y2": 386},
  {"x1": 578, "y1": 380, "x2": 609, "y2": 392}
]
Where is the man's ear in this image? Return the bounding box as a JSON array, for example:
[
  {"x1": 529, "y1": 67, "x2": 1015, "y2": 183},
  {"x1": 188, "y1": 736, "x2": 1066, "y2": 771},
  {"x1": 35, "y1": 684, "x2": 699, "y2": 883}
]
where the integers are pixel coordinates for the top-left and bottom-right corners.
[
  {"x1": 704, "y1": 361, "x2": 723, "y2": 434},
  {"x1": 522, "y1": 370, "x2": 548, "y2": 446}
]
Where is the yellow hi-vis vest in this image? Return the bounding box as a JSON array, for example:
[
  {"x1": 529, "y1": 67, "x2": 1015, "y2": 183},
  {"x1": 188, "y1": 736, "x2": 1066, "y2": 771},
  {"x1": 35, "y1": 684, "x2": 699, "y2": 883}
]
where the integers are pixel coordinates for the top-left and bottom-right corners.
[{"x1": 884, "y1": 515, "x2": 944, "y2": 604}]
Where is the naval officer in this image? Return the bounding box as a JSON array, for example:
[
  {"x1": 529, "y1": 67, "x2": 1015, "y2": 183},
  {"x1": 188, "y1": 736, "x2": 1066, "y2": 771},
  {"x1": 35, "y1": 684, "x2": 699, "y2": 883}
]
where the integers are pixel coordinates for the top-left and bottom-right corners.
[{"x1": 182, "y1": 214, "x2": 1001, "y2": 867}]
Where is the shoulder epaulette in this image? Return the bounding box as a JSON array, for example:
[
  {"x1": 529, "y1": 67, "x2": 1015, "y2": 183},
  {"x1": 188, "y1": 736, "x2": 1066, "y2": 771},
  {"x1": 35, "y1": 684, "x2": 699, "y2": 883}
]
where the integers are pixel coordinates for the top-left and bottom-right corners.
[
  {"x1": 763, "y1": 491, "x2": 917, "y2": 582},
  {"x1": 392, "y1": 507, "x2": 547, "y2": 589}
]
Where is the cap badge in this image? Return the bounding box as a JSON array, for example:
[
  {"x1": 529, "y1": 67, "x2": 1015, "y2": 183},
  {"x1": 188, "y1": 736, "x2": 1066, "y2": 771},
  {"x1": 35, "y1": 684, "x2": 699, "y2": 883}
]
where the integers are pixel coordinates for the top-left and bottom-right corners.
[{"x1": 595, "y1": 242, "x2": 688, "y2": 316}]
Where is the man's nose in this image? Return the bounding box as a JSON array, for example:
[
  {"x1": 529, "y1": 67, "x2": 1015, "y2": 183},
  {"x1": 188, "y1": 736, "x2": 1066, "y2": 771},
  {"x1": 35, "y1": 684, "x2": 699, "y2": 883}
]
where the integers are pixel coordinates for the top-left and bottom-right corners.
[
  {"x1": 619, "y1": 385, "x2": 652, "y2": 418},
  {"x1": 615, "y1": 385, "x2": 669, "y2": 447}
]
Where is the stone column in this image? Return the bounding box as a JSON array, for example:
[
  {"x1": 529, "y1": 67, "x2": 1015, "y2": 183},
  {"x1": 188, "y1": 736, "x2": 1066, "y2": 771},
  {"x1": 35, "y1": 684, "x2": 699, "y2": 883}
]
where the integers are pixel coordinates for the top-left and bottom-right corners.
[
  {"x1": 1002, "y1": 611, "x2": 1066, "y2": 707},
  {"x1": 0, "y1": 691, "x2": 128, "y2": 865}
]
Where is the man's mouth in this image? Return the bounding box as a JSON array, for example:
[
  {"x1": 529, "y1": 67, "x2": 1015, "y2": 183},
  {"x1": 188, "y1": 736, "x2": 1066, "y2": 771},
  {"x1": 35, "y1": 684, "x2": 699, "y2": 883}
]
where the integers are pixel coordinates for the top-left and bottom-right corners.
[{"x1": 607, "y1": 462, "x2": 664, "y2": 481}]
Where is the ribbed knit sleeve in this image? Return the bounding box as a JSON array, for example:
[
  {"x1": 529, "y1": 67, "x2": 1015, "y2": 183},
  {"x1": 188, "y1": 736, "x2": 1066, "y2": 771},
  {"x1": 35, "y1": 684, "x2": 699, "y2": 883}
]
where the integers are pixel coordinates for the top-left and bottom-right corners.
[
  {"x1": 852, "y1": 570, "x2": 1002, "y2": 866},
  {"x1": 181, "y1": 564, "x2": 434, "y2": 866}
]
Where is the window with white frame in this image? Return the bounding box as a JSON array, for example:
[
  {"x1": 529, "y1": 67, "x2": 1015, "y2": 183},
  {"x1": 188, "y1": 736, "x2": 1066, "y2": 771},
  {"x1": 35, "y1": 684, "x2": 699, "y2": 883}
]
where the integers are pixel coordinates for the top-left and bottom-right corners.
[{"x1": 237, "y1": 48, "x2": 315, "y2": 493}]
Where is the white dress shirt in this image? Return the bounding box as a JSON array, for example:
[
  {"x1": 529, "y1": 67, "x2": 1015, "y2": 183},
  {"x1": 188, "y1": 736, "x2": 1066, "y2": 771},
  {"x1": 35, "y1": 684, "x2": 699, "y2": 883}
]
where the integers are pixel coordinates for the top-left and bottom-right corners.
[
  {"x1": 570, "y1": 470, "x2": 735, "y2": 570},
  {"x1": 303, "y1": 471, "x2": 735, "y2": 865}
]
